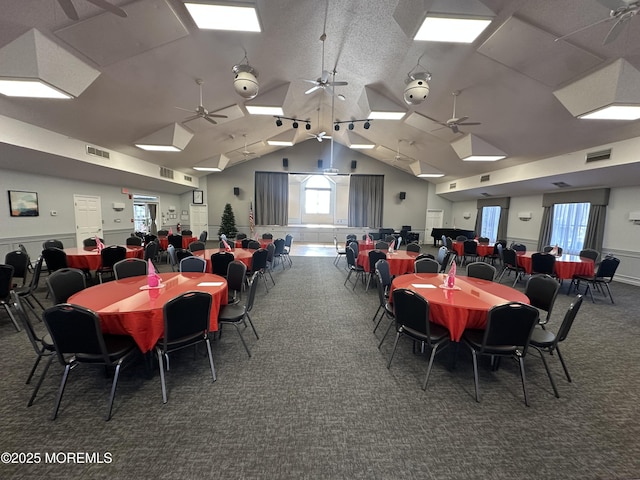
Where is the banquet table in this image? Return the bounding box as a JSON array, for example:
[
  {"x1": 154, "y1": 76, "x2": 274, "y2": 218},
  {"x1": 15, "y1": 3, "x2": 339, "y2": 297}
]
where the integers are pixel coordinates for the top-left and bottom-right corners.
[
  {"x1": 195, "y1": 248, "x2": 254, "y2": 272},
  {"x1": 452, "y1": 240, "x2": 494, "y2": 258},
  {"x1": 357, "y1": 249, "x2": 419, "y2": 276},
  {"x1": 516, "y1": 252, "x2": 595, "y2": 280},
  {"x1": 234, "y1": 239, "x2": 273, "y2": 249},
  {"x1": 389, "y1": 273, "x2": 530, "y2": 341},
  {"x1": 158, "y1": 235, "x2": 196, "y2": 250},
  {"x1": 68, "y1": 272, "x2": 228, "y2": 352},
  {"x1": 64, "y1": 245, "x2": 144, "y2": 271}
]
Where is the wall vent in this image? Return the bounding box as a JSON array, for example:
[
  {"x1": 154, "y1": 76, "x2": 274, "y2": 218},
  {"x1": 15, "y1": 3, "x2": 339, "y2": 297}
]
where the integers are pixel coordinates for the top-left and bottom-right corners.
[
  {"x1": 481, "y1": 192, "x2": 492, "y2": 197},
  {"x1": 183, "y1": 174, "x2": 192, "y2": 182},
  {"x1": 86, "y1": 145, "x2": 110, "y2": 159},
  {"x1": 480, "y1": 174, "x2": 490, "y2": 182},
  {"x1": 552, "y1": 181, "x2": 571, "y2": 188},
  {"x1": 449, "y1": 182, "x2": 457, "y2": 189},
  {"x1": 160, "y1": 167, "x2": 174, "y2": 179},
  {"x1": 586, "y1": 148, "x2": 612, "y2": 163}
]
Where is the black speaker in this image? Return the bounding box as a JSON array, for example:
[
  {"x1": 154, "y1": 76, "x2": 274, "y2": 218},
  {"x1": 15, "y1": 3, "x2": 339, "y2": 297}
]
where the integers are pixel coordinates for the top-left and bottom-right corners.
[
  {"x1": 233, "y1": 187, "x2": 240, "y2": 196},
  {"x1": 351, "y1": 160, "x2": 357, "y2": 169},
  {"x1": 318, "y1": 159, "x2": 323, "y2": 169},
  {"x1": 399, "y1": 192, "x2": 406, "y2": 200},
  {"x1": 283, "y1": 158, "x2": 288, "y2": 168}
]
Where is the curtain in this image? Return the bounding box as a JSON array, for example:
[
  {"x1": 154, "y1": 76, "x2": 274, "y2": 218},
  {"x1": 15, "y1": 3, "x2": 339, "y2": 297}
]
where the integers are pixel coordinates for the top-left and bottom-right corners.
[
  {"x1": 477, "y1": 197, "x2": 509, "y2": 242},
  {"x1": 496, "y1": 206, "x2": 509, "y2": 241},
  {"x1": 474, "y1": 207, "x2": 483, "y2": 236},
  {"x1": 148, "y1": 204, "x2": 157, "y2": 235},
  {"x1": 537, "y1": 205, "x2": 553, "y2": 251},
  {"x1": 348, "y1": 175, "x2": 384, "y2": 228},
  {"x1": 255, "y1": 172, "x2": 288, "y2": 225},
  {"x1": 584, "y1": 204, "x2": 606, "y2": 252}
]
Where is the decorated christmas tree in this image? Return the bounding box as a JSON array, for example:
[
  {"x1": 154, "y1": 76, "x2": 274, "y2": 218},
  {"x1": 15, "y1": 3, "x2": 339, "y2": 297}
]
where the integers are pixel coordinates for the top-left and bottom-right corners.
[{"x1": 218, "y1": 203, "x2": 238, "y2": 238}]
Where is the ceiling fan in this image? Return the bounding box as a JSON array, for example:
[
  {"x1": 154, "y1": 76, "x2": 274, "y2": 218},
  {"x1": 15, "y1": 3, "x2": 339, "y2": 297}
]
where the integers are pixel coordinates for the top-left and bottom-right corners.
[
  {"x1": 385, "y1": 140, "x2": 412, "y2": 163},
  {"x1": 237, "y1": 134, "x2": 257, "y2": 158},
  {"x1": 307, "y1": 107, "x2": 331, "y2": 142},
  {"x1": 57, "y1": 0, "x2": 127, "y2": 21},
  {"x1": 303, "y1": 33, "x2": 348, "y2": 98},
  {"x1": 555, "y1": 0, "x2": 640, "y2": 45},
  {"x1": 425, "y1": 91, "x2": 481, "y2": 134},
  {"x1": 177, "y1": 79, "x2": 228, "y2": 126}
]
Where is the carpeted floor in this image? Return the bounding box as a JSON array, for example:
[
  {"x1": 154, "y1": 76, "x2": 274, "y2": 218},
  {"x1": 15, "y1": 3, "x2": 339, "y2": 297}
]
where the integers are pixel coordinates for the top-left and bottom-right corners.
[{"x1": 0, "y1": 247, "x2": 639, "y2": 479}]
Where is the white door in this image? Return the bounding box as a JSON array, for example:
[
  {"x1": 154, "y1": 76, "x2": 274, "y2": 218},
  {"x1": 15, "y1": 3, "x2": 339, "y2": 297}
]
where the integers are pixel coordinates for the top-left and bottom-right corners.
[
  {"x1": 189, "y1": 204, "x2": 208, "y2": 239},
  {"x1": 425, "y1": 209, "x2": 444, "y2": 245},
  {"x1": 74, "y1": 195, "x2": 103, "y2": 247}
]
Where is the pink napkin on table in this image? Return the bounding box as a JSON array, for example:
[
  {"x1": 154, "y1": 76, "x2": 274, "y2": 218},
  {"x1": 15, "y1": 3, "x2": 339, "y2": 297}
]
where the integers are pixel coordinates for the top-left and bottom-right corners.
[
  {"x1": 168, "y1": 228, "x2": 173, "y2": 235},
  {"x1": 147, "y1": 259, "x2": 161, "y2": 287},
  {"x1": 365, "y1": 234, "x2": 372, "y2": 245},
  {"x1": 220, "y1": 234, "x2": 232, "y2": 252},
  {"x1": 95, "y1": 235, "x2": 105, "y2": 252},
  {"x1": 447, "y1": 261, "x2": 457, "y2": 288}
]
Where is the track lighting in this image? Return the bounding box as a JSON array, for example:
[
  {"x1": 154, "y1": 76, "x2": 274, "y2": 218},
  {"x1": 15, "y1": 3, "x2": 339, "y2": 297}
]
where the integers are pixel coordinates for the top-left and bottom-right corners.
[
  {"x1": 292, "y1": 121, "x2": 298, "y2": 128},
  {"x1": 364, "y1": 121, "x2": 370, "y2": 129},
  {"x1": 333, "y1": 119, "x2": 372, "y2": 130},
  {"x1": 305, "y1": 122, "x2": 311, "y2": 130},
  {"x1": 275, "y1": 118, "x2": 283, "y2": 127},
  {"x1": 272, "y1": 115, "x2": 310, "y2": 129},
  {"x1": 334, "y1": 124, "x2": 340, "y2": 131},
  {"x1": 348, "y1": 122, "x2": 354, "y2": 130}
]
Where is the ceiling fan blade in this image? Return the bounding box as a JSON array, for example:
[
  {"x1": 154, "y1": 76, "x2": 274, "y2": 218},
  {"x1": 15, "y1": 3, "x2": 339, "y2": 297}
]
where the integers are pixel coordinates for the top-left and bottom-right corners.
[
  {"x1": 328, "y1": 81, "x2": 348, "y2": 87},
  {"x1": 86, "y1": 0, "x2": 128, "y2": 17},
  {"x1": 317, "y1": 136, "x2": 323, "y2": 142},
  {"x1": 457, "y1": 122, "x2": 481, "y2": 126},
  {"x1": 205, "y1": 113, "x2": 228, "y2": 119},
  {"x1": 305, "y1": 85, "x2": 321, "y2": 95},
  {"x1": 324, "y1": 85, "x2": 335, "y2": 96},
  {"x1": 321, "y1": 70, "x2": 331, "y2": 83},
  {"x1": 302, "y1": 79, "x2": 320, "y2": 85},
  {"x1": 452, "y1": 116, "x2": 469, "y2": 123},
  {"x1": 58, "y1": 0, "x2": 79, "y2": 20},
  {"x1": 182, "y1": 115, "x2": 200, "y2": 123},
  {"x1": 424, "y1": 114, "x2": 446, "y2": 125},
  {"x1": 203, "y1": 116, "x2": 218, "y2": 125},
  {"x1": 603, "y1": 16, "x2": 629, "y2": 44},
  {"x1": 318, "y1": 131, "x2": 327, "y2": 137},
  {"x1": 450, "y1": 125, "x2": 460, "y2": 134},
  {"x1": 175, "y1": 106, "x2": 195, "y2": 113}
]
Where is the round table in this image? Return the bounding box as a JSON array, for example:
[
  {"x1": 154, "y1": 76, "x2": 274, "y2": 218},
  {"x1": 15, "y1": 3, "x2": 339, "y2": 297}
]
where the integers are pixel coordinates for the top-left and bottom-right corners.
[
  {"x1": 516, "y1": 252, "x2": 594, "y2": 279},
  {"x1": 68, "y1": 272, "x2": 228, "y2": 352},
  {"x1": 357, "y1": 249, "x2": 419, "y2": 276},
  {"x1": 389, "y1": 273, "x2": 530, "y2": 341},
  {"x1": 64, "y1": 245, "x2": 143, "y2": 270},
  {"x1": 195, "y1": 248, "x2": 254, "y2": 272}
]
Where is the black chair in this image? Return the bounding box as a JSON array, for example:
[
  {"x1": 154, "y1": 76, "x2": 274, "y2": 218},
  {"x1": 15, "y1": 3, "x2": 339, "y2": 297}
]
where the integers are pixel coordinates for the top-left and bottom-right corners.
[
  {"x1": 578, "y1": 249, "x2": 599, "y2": 263},
  {"x1": 249, "y1": 248, "x2": 270, "y2": 292},
  {"x1": 414, "y1": 257, "x2": 440, "y2": 273},
  {"x1": 181, "y1": 230, "x2": 193, "y2": 236},
  {"x1": 188, "y1": 241, "x2": 206, "y2": 252},
  {"x1": 46, "y1": 268, "x2": 87, "y2": 304},
  {"x1": 262, "y1": 233, "x2": 273, "y2": 240},
  {"x1": 543, "y1": 245, "x2": 563, "y2": 256},
  {"x1": 236, "y1": 233, "x2": 247, "y2": 241},
  {"x1": 531, "y1": 252, "x2": 556, "y2": 277},
  {"x1": 126, "y1": 236, "x2": 143, "y2": 246},
  {"x1": 179, "y1": 256, "x2": 207, "y2": 273},
  {"x1": 157, "y1": 230, "x2": 169, "y2": 237},
  {"x1": 372, "y1": 265, "x2": 394, "y2": 334},
  {"x1": 42, "y1": 239, "x2": 63, "y2": 250},
  {"x1": 406, "y1": 242, "x2": 421, "y2": 253},
  {"x1": 168, "y1": 235, "x2": 183, "y2": 250},
  {"x1": 530, "y1": 295, "x2": 584, "y2": 393},
  {"x1": 226, "y1": 260, "x2": 247, "y2": 304},
  {"x1": 5, "y1": 250, "x2": 30, "y2": 288},
  {"x1": 156, "y1": 291, "x2": 216, "y2": 403},
  {"x1": 241, "y1": 238, "x2": 251, "y2": 249},
  {"x1": 144, "y1": 241, "x2": 159, "y2": 264},
  {"x1": 199, "y1": 231, "x2": 208, "y2": 243},
  {"x1": 386, "y1": 289, "x2": 450, "y2": 390},
  {"x1": 264, "y1": 243, "x2": 276, "y2": 286},
  {"x1": 247, "y1": 240, "x2": 261, "y2": 250},
  {"x1": 570, "y1": 256, "x2": 620, "y2": 303},
  {"x1": 477, "y1": 236, "x2": 490, "y2": 244},
  {"x1": 366, "y1": 250, "x2": 387, "y2": 291},
  {"x1": 41, "y1": 247, "x2": 68, "y2": 275},
  {"x1": 0, "y1": 264, "x2": 21, "y2": 331},
  {"x1": 211, "y1": 252, "x2": 234, "y2": 277},
  {"x1": 83, "y1": 237, "x2": 103, "y2": 247},
  {"x1": 273, "y1": 238, "x2": 287, "y2": 270},
  {"x1": 511, "y1": 243, "x2": 526, "y2": 253},
  {"x1": 14, "y1": 255, "x2": 46, "y2": 318},
  {"x1": 334, "y1": 236, "x2": 347, "y2": 266},
  {"x1": 462, "y1": 240, "x2": 478, "y2": 265},
  {"x1": 462, "y1": 302, "x2": 539, "y2": 406},
  {"x1": 97, "y1": 245, "x2": 127, "y2": 283},
  {"x1": 347, "y1": 239, "x2": 359, "y2": 258},
  {"x1": 41, "y1": 303, "x2": 138, "y2": 420},
  {"x1": 113, "y1": 258, "x2": 148, "y2": 279},
  {"x1": 219, "y1": 240, "x2": 235, "y2": 250},
  {"x1": 525, "y1": 274, "x2": 560, "y2": 326},
  {"x1": 175, "y1": 248, "x2": 193, "y2": 263},
  {"x1": 497, "y1": 248, "x2": 526, "y2": 287},
  {"x1": 466, "y1": 262, "x2": 496, "y2": 281},
  {"x1": 375, "y1": 241, "x2": 389, "y2": 250},
  {"x1": 344, "y1": 246, "x2": 365, "y2": 290},
  {"x1": 346, "y1": 234, "x2": 357, "y2": 243},
  {"x1": 283, "y1": 234, "x2": 293, "y2": 267},
  {"x1": 167, "y1": 244, "x2": 178, "y2": 271},
  {"x1": 456, "y1": 235, "x2": 468, "y2": 242},
  {"x1": 143, "y1": 234, "x2": 158, "y2": 246},
  {"x1": 217, "y1": 272, "x2": 260, "y2": 357}
]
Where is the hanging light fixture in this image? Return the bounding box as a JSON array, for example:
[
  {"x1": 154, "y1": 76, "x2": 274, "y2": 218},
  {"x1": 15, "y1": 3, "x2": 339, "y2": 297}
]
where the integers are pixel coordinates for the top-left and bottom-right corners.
[{"x1": 232, "y1": 51, "x2": 259, "y2": 99}]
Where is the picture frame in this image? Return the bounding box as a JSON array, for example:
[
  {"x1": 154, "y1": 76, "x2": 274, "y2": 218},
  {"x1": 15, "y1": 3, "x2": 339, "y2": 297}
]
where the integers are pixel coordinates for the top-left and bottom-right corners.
[
  {"x1": 8, "y1": 190, "x2": 39, "y2": 217},
  {"x1": 193, "y1": 190, "x2": 204, "y2": 204}
]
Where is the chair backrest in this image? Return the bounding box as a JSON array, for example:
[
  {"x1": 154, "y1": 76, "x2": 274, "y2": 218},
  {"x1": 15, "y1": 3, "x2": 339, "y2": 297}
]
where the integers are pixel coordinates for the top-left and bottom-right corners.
[
  {"x1": 525, "y1": 274, "x2": 560, "y2": 316},
  {"x1": 477, "y1": 236, "x2": 490, "y2": 244},
  {"x1": 144, "y1": 241, "x2": 159, "y2": 261},
  {"x1": 43, "y1": 239, "x2": 64, "y2": 250},
  {"x1": 43, "y1": 303, "x2": 111, "y2": 363},
  {"x1": 345, "y1": 246, "x2": 357, "y2": 268},
  {"x1": 463, "y1": 240, "x2": 477, "y2": 254},
  {"x1": 144, "y1": 234, "x2": 158, "y2": 245},
  {"x1": 189, "y1": 241, "x2": 206, "y2": 252},
  {"x1": 374, "y1": 241, "x2": 388, "y2": 250},
  {"x1": 175, "y1": 248, "x2": 193, "y2": 262},
  {"x1": 251, "y1": 248, "x2": 268, "y2": 270},
  {"x1": 126, "y1": 236, "x2": 143, "y2": 246},
  {"x1": 162, "y1": 291, "x2": 212, "y2": 346},
  {"x1": 5, "y1": 250, "x2": 29, "y2": 286},
  {"x1": 211, "y1": 252, "x2": 234, "y2": 276},
  {"x1": 284, "y1": 234, "x2": 293, "y2": 248},
  {"x1": 543, "y1": 245, "x2": 563, "y2": 256},
  {"x1": 168, "y1": 234, "x2": 183, "y2": 249},
  {"x1": 446, "y1": 236, "x2": 454, "y2": 251},
  {"x1": 157, "y1": 230, "x2": 169, "y2": 237},
  {"x1": 273, "y1": 238, "x2": 286, "y2": 255},
  {"x1": 368, "y1": 249, "x2": 387, "y2": 271},
  {"x1": 456, "y1": 235, "x2": 468, "y2": 242},
  {"x1": 199, "y1": 231, "x2": 208, "y2": 243},
  {"x1": 46, "y1": 268, "x2": 87, "y2": 304},
  {"x1": 346, "y1": 234, "x2": 357, "y2": 243},
  {"x1": 245, "y1": 272, "x2": 260, "y2": 313},
  {"x1": 27, "y1": 256, "x2": 44, "y2": 290},
  {"x1": 436, "y1": 246, "x2": 448, "y2": 265},
  {"x1": 167, "y1": 244, "x2": 177, "y2": 268},
  {"x1": 41, "y1": 247, "x2": 68, "y2": 272},
  {"x1": 496, "y1": 243, "x2": 504, "y2": 262},
  {"x1": 511, "y1": 243, "x2": 526, "y2": 253},
  {"x1": 392, "y1": 288, "x2": 431, "y2": 339},
  {"x1": 466, "y1": 261, "x2": 496, "y2": 281},
  {"x1": 179, "y1": 256, "x2": 207, "y2": 273},
  {"x1": 481, "y1": 302, "x2": 539, "y2": 355},
  {"x1": 100, "y1": 245, "x2": 127, "y2": 269},
  {"x1": 414, "y1": 257, "x2": 440, "y2": 273},
  {"x1": 241, "y1": 238, "x2": 251, "y2": 248},
  {"x1": 502, "y1": 248, "x2": 518, "y2": 267},
  {"x1": 556, "y1": 295, "x2": 584, "y2": 344},
  {"x1": 531, "y1": 252, "x2": 556, "y2": 275},
  {"x1": 262, "y1": 233, "x2": 273, "y2": 239},
  {"x1": 348, "y1": 240, "x2": 359, "y2": 257},
  {"x1": 596, "y1": 256, "x2": 620, "y2": 279},
  {"x1": 0, "y1": 264, "x2": 14, "y2": 299},
  {"x1": 406, "y1": 243, "x2": 421, "y2": 253},
  {"x1": 384, "y1": 235, "x2": 396, "y2": 244},
  {"x1": 265, "y1": 242, "x2": 276, "y2": 264},
  {"x1": 375, "y1": 259, "x2": 392, "y2": 289},
  {"x1": 113, "y1": 258, "x2": 148, "y2": 279},
  {"x1": 247, "y1": 240, "x2": 261, "y2": 250},
  {"x1": 374, "y1": 269, "x2": 388, "y2": 308},
  {"x1": 83, "y1": 237, "x2": 103, "y2": 247},
  {"x1": 415, "y1": 253, "x2": 435, "y2": 261},
  {"x1": 579, "y1": 249, "x2": 599, "y2": 262},
  {"x1": 182, "y1": 230, "x2": 193, "y2": 236},
  {"x1": 226, "y1": 260, "x2": 247, "y2": 296},
  {"x1": 236, "y1": 233, "x2": 247, "y2": 240}
]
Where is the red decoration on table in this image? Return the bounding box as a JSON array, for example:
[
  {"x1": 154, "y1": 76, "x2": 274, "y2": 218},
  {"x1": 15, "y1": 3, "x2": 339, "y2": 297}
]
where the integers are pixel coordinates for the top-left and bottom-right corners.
[{"x1": 447, "y1": 261, "x2": 457, "y2": 288}]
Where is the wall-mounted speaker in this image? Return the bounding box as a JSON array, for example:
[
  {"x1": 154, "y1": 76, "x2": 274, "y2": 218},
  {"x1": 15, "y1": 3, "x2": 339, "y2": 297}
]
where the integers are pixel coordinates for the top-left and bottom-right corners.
[
  {"x1": 283, "y1": 158, "x2": 288, "y2": 168},
  {"x1": 351, "y1": 160, "x2": 357, "y2": 169},
  {"x1": 399, "y1": 192, "x2": 406, "y2": 200},
  {"x1": 317, "y1": 159, "x2": 323, "y2": 169},
  {"x1": 233, "y1": 187, "x2": 240, "y2": 196}
]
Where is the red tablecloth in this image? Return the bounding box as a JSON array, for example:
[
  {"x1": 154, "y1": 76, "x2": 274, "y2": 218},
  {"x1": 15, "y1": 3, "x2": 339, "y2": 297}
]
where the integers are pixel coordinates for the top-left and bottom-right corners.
[
  {"x1": 389, "y1": 273, "x2": 530, "y2": 341},
  {"x1": 68, "y1": 272, "x2": 227, "y2": 352},
  {"x1": 516, "y1": 252, "x2": 594, "y2": 280},
  {"x1": 65, "y1": 246, "x2": 144, "y2": 271},
  {"x1": 357, "y1": 250, "x2": 419, "y2": 276},
  {"x1": 452, "y1": 240, "x2": 494, "y2": 257},
  {"x1": 234, "y1": 239, "x2": 273, "y2": 249},
  {"x1": 158, "y1": 236, "x2": 196, "y2": 250},
  {"x1": 195, "y1": 248, "x2": 254, "y2": 272}
]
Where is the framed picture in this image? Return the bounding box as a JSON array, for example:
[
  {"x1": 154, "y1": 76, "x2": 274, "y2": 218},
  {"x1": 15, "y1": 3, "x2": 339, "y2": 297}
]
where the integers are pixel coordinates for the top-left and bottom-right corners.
[
  {"x1": 8, "y1": 190, "x2": 39, "y2": 217},
  {"x1": 193, "y1": 190, "x2": 204, "y2": 204}
]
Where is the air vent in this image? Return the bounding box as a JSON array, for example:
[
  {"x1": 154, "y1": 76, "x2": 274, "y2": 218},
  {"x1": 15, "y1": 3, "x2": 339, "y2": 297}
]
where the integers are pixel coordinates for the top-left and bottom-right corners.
[
  {"x1": 449, "y1": 182, "x2": 457, "y2": 189},
  {"x1": 86, "y1": 145, "x2": 110, "y2": 159},
  {"x1": 586, "y1": 148, "x2": 612, "y2": 163},
  {"x1": 552, "y1": 181, "x2": 571, "y2": 188},
  {"x1": 480, "y1": 174, "x2": 490, "y2": 182},
  {"x1": 481, "y1": 192, "x2": 492, "y2": 197},
  {"x1": 159, "y1": 167, "x2": 174, "y2": 179},
  {"x1": 183, "y1": 174, "x2": 192, "y2": 182}
]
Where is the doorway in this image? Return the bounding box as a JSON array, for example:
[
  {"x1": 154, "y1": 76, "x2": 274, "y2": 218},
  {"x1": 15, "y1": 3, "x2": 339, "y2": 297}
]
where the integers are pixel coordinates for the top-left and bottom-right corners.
[{"x1": 74, "y1": 195, "x2": 103, "y2": 247}]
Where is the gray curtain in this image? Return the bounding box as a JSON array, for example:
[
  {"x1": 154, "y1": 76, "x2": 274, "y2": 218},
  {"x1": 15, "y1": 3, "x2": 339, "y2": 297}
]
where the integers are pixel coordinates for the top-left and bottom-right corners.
[
  {"x1": 537, "y1": 205, "x2": 553, "y2": 251},
  {"x1": 474, "y1": 207, "x2": 483, "y2": 235},
  {"x1": 255, "y1": 172, "x2": 288, "y2": 226},
  {"x1": 584, "y1": 204, "x2": 606, "y2": 252},
  {"x1": 348, "y1": 175, "x2": 384, "y2": 228},
  {"x1": 476, "y1": 197, "x2": 510, "y2": 241},
  {"x1": 497, "y1": 207, "x2": 509, "y2": 241},
  {"x1": 148, "y1": 204, "x2": 158, "y2": 235}
]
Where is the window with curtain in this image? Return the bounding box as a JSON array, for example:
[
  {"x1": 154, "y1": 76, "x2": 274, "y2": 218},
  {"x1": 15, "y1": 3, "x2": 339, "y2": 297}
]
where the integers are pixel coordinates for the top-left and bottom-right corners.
[
  {"x1": 480, "y1": 206, "x2": 500, "y2": 242},
  {"x1": 550, "y1": 202, "x2": 590, "y2": 254},
  {"x1": 304, "y1": 175, "x2": 331, "y2": 214},
  {"x1": 348, "y1": 175, "x2": 384, "y2": 228}
]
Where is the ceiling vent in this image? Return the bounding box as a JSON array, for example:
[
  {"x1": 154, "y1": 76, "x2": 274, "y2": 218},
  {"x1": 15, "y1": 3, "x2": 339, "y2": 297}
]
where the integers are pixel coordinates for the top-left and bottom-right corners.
[
  {"x1": 159, "y1": 167, "x2": 174, "y2": 179},
  {"x1": 585, "y1": 148, "x2": 612, "y2": 163},
  {"x1": 449, "y1": 182, "x2": 457, "y2": 189},
  {"x1": 183, "y1": 174, "x2": 193, "y2": 182},
  {"x1": 481, "y1": 192, "x2": 492, "y2": 197},
  {"x1": 480, "y1": 174, "x2": 490, "y2": 182},
  {"x1": 552, "y1": 181, "x2": 571, "y2": 188},
  {"x1": 86, "y1": 145, "x2": 110, "y2": 159}
]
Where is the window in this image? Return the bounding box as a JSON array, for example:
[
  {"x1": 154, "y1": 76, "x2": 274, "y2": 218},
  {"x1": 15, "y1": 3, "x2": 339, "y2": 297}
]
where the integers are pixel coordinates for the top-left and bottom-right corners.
[
  {"x1": 550, "y1": 202, "x2": 590, "y2": 254},
  {"x1": 480, "y1": 206, "x2": 500, "y2": 242},
  {"x1": 304, "y1": 175, "x2": 331, "y2": 214}
]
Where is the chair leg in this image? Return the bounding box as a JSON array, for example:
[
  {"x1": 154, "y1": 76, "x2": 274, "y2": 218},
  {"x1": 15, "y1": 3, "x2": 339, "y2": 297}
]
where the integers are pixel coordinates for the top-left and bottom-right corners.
[
  {"x1": 344, "y1": 269, "x2": 353, "y2": 287},
  {"x1": 28, "y1": 354, "x2": 54, "y2": 407},
  {"x1": 471, "y1": 351, "x2": 480, "y2": 402},
  {"x1": 534, "y1": 347, "x2": 559, "y2": 398},
  {"x1": 26, "y1": 352, "x2": 44, "y2": 384},
  {"x1": 518, "y1": 356, "x2": 530, "y2": 407},
  {"x1": 378, "y1": 319, "x2": 395, "y2": 349},
  {"x1": 422, "y1": 344, "x2": 440, "y2": 391},
  {"x1": 386, "y1": 332, "x2": 402, "y2": 368},
  {"x1": 205, "y1": 337, "x2": 216, "y2": 382},
  {"x1": 245, "y1": 312, "x2": 259, "y2": 340},
  {"x1": 105, "y1": 361, "x2": 124, "y2": 421},
  {"x1": 555, "y1": 345, "x2": 572, "y2": 382},
  {"x1": 2, "y1": 304, "x2": 21, "y2": 332},
  {"x1": 232, "y1": 323, "x2": 252, "y2": 357},
  {"x1": 604, "y1": 283, "x2": 614, "y2": 303},
  {"x1": 157, "y1": 348, "x2": 168, "y2": 404},
  {"x1": 51, "y1": 363, "x2": 72, "y2": 420}
]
